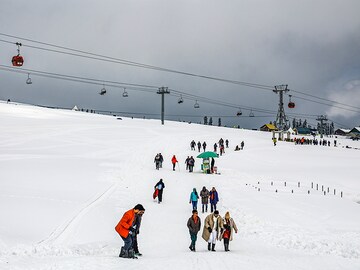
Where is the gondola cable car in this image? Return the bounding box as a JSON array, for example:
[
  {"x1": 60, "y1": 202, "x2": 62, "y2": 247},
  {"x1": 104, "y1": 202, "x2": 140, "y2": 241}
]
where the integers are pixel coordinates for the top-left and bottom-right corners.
[
  {"x1": 288, "y1": 95, "x2": 295, "y2": 108},
  {"x1": 249, "y1": 110, "x2": 254, "y2": 117},
  {"x1": 236, "y1": 108, "x2": 242, "y2": 116},
  {"x1": 99, "y1": 84, "x2": 106, "y2": 95},
  {"x1": 178, "y1": 95, "x2": 184, "y2": 104},
  {"x1": 194, "y1": 100, "x2": 200, "y2": 108},
  {"x1": 26, "y1": 73, "x2": 32, "y2": 84},
  {"x1": 12, "y1": 42, "x2": 24, "y2": 67},
  {"x1": 122, "y1": 88, "x2": 128, "y2": 97}
]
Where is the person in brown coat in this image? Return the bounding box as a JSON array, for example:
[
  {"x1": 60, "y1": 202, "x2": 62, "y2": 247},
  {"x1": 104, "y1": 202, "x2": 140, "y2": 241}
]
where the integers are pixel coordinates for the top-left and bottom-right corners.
[
  {"x1": 201, "y1": 210, "x2": 224, "y2": 251},
  {"x1": 187, "y1": 209, "x2": 201, "y2": 252},
  {"x1": 200, "y1": 186, "x2": 209, "y2": 213},
  {"x1": 219, "y1": 211, "x2": 238, "y2": 251}
]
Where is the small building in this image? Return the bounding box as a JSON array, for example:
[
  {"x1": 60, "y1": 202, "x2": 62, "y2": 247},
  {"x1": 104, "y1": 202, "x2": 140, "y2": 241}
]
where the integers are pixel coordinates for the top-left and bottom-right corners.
[
  {"x1": 295, "y1": 127, "x2": 312, "y2": 135},
  {"x1": 334, "y1": 129, "x2": 350, "y2": 136},
  {"x1": 260, "y1": 123, "x2": 278, "y2": 132},
  {"x1": 349, "y1": 127, "x2": 360, "y2": 134}
]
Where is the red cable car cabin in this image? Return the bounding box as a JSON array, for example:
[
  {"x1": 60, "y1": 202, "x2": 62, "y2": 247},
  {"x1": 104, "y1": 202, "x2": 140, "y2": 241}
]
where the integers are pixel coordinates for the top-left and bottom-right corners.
[
  {"x1": 12, "y1": 55, "x2": 24, "y2": 67},
  {"x1": 288, "y1": 102, "x2": 295, "y2": 108}
]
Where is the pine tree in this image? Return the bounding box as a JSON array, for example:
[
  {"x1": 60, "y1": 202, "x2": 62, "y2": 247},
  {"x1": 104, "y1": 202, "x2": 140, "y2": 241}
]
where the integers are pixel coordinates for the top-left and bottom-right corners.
[{"x1": 218, "y1": 118, "x2": 222, "y2": 127}]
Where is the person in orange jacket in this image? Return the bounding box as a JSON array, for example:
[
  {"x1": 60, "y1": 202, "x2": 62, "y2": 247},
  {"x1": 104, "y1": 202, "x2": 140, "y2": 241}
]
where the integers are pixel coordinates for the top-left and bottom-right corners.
[
  {"x1": 115, "y1": 204, "x2": 145, "y2": 259},
  {"x1": 171, "y1": 155, "x2": 178, "y2": 171}
]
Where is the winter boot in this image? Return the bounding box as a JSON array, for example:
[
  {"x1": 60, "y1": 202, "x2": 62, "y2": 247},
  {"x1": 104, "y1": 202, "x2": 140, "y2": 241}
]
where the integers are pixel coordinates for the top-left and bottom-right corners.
[
  {"x1": 224, "y1": 244, "x2": 229, "y2": 252},
  {"x1": 207, "y1": 243, "x2": 211, "y2": 251},
  {"x1": 211, "y1": 243, "x2": 216, "y2": 252},
  {"x1": 119, "y1": 247, "x2": 126, "y2": 257},
  {"x1": 127, "y1": 249, "x2": 138, "y2": 259}
]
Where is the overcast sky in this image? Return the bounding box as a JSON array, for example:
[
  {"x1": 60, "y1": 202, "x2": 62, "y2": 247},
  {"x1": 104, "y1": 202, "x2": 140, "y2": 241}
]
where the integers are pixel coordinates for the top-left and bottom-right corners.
[{"x1": 1, "y1": 0, "x2": 360, "y2": 129}]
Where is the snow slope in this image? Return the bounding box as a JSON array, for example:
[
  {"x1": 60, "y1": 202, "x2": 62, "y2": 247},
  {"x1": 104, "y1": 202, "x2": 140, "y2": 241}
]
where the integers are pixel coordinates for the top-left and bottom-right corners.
[{"x1": 0, "y1": 101, "x2": 359, "y2": 270}]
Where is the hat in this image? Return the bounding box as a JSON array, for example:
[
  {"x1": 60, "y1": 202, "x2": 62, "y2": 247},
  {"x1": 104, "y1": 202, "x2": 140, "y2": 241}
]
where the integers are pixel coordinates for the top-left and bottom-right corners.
[
  {"x1": 214, "y1": 210, "x2": 219, "y2": 215},
  {"x1": 134, "y1": 204, "x2": 145, "y2": 211}
]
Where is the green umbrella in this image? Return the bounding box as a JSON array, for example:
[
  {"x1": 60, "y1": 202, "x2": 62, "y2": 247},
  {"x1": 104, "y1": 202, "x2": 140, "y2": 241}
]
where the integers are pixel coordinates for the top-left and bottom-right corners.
[{"x1": 196, "y1": 151, "x2": 218, "y2": 159}]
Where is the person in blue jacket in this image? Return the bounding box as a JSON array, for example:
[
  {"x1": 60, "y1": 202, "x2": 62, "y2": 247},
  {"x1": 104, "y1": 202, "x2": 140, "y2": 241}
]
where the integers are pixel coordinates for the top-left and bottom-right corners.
[
  {"x1": 189, "y1": 188, "x2": 199, "y2": 210},
  {"x1": 209, "y1": 187, "x2": 219, "y2": 212}
]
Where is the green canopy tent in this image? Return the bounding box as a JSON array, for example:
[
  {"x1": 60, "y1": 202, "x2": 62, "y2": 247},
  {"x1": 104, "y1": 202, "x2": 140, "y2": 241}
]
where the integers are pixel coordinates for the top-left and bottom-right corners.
[
  {"x1": 196, "y1": 151, "x2": 218, "y2": 173},
  {"x1": 196, "y1": 151, "x2": 218, "y2": 159}
]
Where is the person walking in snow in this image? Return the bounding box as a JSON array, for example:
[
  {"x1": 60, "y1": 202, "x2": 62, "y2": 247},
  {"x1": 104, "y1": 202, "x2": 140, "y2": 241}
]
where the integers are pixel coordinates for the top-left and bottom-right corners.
[
  {"x1": 225, "y1": 139, "x2": 229, "y2": 148},
  {"x1": 200, "y1": 186, "x2": 210, "y2": 213},
  {"x1": 272, "y1": 137, "x2": 277, "y2": 146},
  {"x1": 210, "y1": 158, "x2": 215, "y2": 173},
  {"x1": 188, "y1": 156, "x2": 195, "y2": 173},
  {"x1": 219, "y1": 211, "x2": 238, "y2": 252},
  {"x1": 197, "y1": 141, "x2": 201, "y2": 152},
  {"x1": 154, "y1": 153, "x2": 161, "y2": 170},
  {"x1": 159, "y1": 153, "x2": 164, "y2": 168},
  {"x1": 132, "y1": 208, "x2": 145, "y2": 256},
  {"x1": 187, "y1": 209, "x2": 201, "y2": 252},
  {"x1": 213, "y1": 143, "x2": 217, "y2": 152},
  {"x1": 171, "y1": 155, "x2": 178, "y2": 171},
  {"x1": 189, "y1": 188, "x2": 199, "y2": 210},
  {"x1": 190, "y1": 140, "x2": 196, "y2": 151},
  {"x1": 241, "y1": 141, "x2": 244, "y2": 150},
  {"x1": 115, "y1": 204, "x2": 145, "y2": 259},
  {"x1": 154, "y1": 179, "x2": 165, "y2": 203},
  {"x1": 202, "y1": 141, "x2": 207, "y2": 152},
  {"x1": 202, "y1": 210, "x2": 224, "y2": 252},
  {"x1": 219, "y1": 143, "x2": 225, "y2": 156},
  {"x1": 185, "y1": 156, "x2": 190, "y2": 171},
  {"x1": 209, "y1": 187, "x2": 219, "y2": 212}
]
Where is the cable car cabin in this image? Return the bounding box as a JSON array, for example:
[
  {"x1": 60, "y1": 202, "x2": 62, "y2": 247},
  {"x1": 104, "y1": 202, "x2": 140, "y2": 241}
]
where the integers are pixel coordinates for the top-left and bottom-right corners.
[
  {"x1": 178, "y1": 98, "x2": 183, "y2": 104},
  {"x1": 288, "y1": 102, "x2": 295, "y2": 108},
  {"x1": 99, "y1": 89, "x2": 106, "y2": 95},
  {"x1": 236, "y1": 110, "x2": 242, "y2": 116},
  {"x1": 12, "y1": 55, "x2": 24, "y2": 67}
]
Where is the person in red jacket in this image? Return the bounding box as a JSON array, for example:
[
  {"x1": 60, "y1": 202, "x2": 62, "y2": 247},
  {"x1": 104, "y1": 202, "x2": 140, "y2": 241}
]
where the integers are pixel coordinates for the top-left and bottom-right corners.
[
  {"x1": 171, "y1": 155, "x2": 178, "y2": 171},
  {"x1": 115, "y1": 204, "x2": 145, "y2": 259}
]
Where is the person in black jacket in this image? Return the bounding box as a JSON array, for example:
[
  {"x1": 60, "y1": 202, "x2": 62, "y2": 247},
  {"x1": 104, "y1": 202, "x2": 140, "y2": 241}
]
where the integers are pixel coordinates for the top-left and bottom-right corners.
[
  {"x1": 132, "y1": 209, "x2": 144, "y2": 256},
  {"x1": 154, "y1": 179, "x2": 165, "y2": 203},
  {"x1": 187, "y1": 209, "x2": 201, "y2": 252}
]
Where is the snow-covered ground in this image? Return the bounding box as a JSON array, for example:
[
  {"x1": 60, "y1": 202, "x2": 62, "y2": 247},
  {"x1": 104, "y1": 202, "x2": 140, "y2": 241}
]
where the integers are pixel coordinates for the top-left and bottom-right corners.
[{"x1": 0, "y1": 101, "x2": 359, "y2": 270}]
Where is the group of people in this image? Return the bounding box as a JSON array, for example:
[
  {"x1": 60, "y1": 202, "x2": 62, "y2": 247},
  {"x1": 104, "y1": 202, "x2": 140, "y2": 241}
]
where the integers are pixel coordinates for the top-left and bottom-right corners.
[
  {"x1": 234, "y1": 141, "x2": 245, "y2": 151},
  {"x1": 115, "y1": 204, "x2": 145, "y2": 259},
  {"x1": 189, "y1": 186, "x2": 219, "y2": 213},
  {"x1": 190, "y1": 138, "x2": 230, "y2": 156},
  {"x1": 187, "y1": 209, "x2": 238, "y2": 252},
  {"x1": 190, "y1": 140, "x2": 208, "y2": 152},
  {"x1": 153, "y1": 153, "x2": 164, "y2": 170},
  {"x1": 293, "y1": 137, "x2": 336, "y2": 146},
  {"x1": 187, "y1": 186, "x2": 237, "y2": 252},
  {"x1": 154, "y1": 153, "x2": 179, "y2": 171},
  {"x1": 185, "y1": 156, "x2": 195, "y2": 172},
  {"x1": 116, "y1": 141, "x2": 238, "y2": 259}
]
